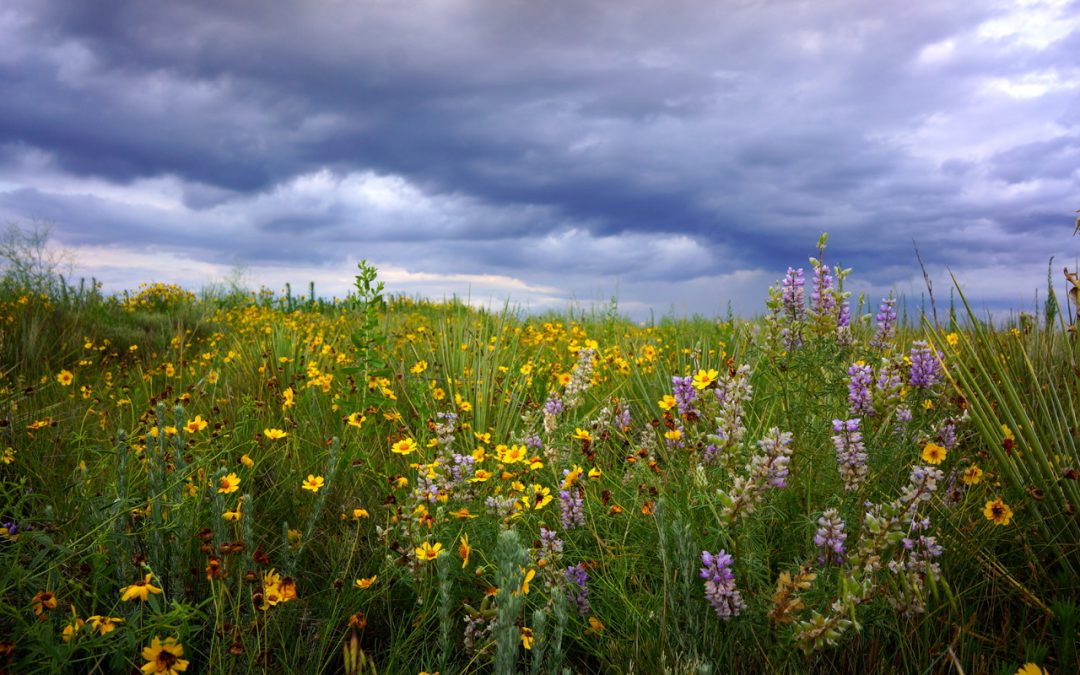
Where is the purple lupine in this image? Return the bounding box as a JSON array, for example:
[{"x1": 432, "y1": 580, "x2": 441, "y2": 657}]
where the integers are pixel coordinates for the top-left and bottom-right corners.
[
  {"x1": 559, "y1": 488, "x2": 585, "y2": 529},
  {"x1": 871, "y1": 296, "x2": 897, "y2": 349},
  {"x1": 897, "y1": 465, "x2": 943, "y2": 516},
  {"x1": 908, "y1": 341, "x2": 942, "y2": 389},
  {"x1": 935, "y1": 421, "x2": 957, "y2": 450},
  {"x1": 700, "y1": 550, "x2": 746, "y2": 620},
  {"x1": 837, "y1": 297, "x2": 851, "y2": 329},
  {"x1": 847, "y1": 362, "x2": 874, "y2": 416},
  {"x1": 564, "y1": 563, "x2": 591, "y2": 616},
  {"x1": 539, "y1": 526, "x2": 564, "y2": 558},
  {"x1": 672, "y1": 375, "x2": 698, "y2": 416},
  {"x1": 832, "y1": 418, "x2": 868, "y2": 491},
  {"x1": 814, "y1": 509, "x2": 847, "y2": 566},
  {"x1": 723, "y1": 428, "x2": 793, "y2": 520},
  {"x1": 614, "y1": 403, "x2": 632, "y2": 431},
  {"x1": 811, "y1": 263, "x2": 836, "y2": 318},
  {"x1": 544, "y1": 395, "x2": 565, "y2": 417},
  {"x1": 702, "y1": 444, "x2": 720, "y2": 464},
  {"x1": 524, "y1": 433, "x2": 543, "y2": 450},
  {"x1": 781, "y1": 267, "x2": 806, "y2": 321},
  {"x1": 899, "y1": 517, "x2": 943, "y2": 575}
]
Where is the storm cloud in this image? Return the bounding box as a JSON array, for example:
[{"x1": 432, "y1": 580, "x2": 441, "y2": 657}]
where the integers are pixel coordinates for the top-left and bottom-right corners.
[{"x1": 1, "y1": 0, "x2": 1078, "y2": 317}]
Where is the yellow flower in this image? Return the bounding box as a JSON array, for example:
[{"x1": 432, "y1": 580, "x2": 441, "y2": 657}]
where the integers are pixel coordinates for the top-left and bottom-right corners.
[
  {"x1": 355, "y1": 576, "x2": 377, "y2": 589},
  {"x1": 586, "y1": 616, "x2": 605, "y2": 635},
  {"x1": 410, "y1": 360, "x2": 428, "y2": 374},
  {"x1": 691, "y1": 369, "x2": 719, "y2": 390},
  {"x1": 459, "y1": 534, "x2": 471, "y2": 568},
  {"x1": 983, "y1": 497, "x2": 1014, "y2": 526},
  {"x1": 1015, "y1": 664, "x2": 1048, "y2": 675},
  {"x1": 392, "y1": 437, "x2": 418, "y2": 455},
  {"x1": 223, "y1": 503, "x2": 242, "y2": 521},
  {"x1": 264, "y1": 428, "x2": 287, "y2": 440},
  {"x1": 960, "y1": 465, "x2": 983, "y2": 486},
  {"x1": 524, "y1": 484, "x2": 553, "y2": 510},
  {"x1": 302, "y1": 475, "x2": 325, "y2": 492},
  {"x1": 416, "y1": 541, "x2": 443, "y2": 562},
  {"x1": 657, "y1": 395, "x2": 677, "y2": 411},
  {"x1": 282, "y1": 387, "x2": 295, "y2": 409},
  {"x1": 946, "y1": 332, "x2": 959, "y2": 346},
  {"x1": 920, "y1": 442, "x2": 946, "y2": 465},
  {"x1": 121, "y1": 574, "x2": 163, "y2": 602},
  {"x1": 562, "y1": 465, "x2": 584, "y2": 488},
  {"x1": 520, "y1": 627, "x2": 534, "y2": 650},
  {"x1": 469, "y1": 469, "x2": 493, "y2": 483},
  {"x1": 240, "y1": 453, "x2": 255, "y2": 468},
  {"x1": 572, "y1": 428, "x2": 592, "y2": 442},
  {"x1": 217, "y1": 473, "x2": 241, "y2": 495},
  {"x1": 62, "y1": 612, "x2": 85, "y2": 642},
  {"x1": 140, "y1": 636, "x2": 189, "y2": 675},
  {"x1": 56, "y1": 370, "x2": 74, "y2": 386},
  {"x1": 519, "y1": 567, "x2": 536, "y2": 595},
  {"x1": 87, "y1": 615, "x2": 124, "y2": 635},
  {"x1": 347, "y1": 412, "x2": 367, "y2": 428},
  {"x1": 352, "y1": 507, "x2": 370, "y2": 520},
  {"x1": 588, "y1": 467, "x2": 602, "y2": 480},
  {"x1": 451, "y1": 507, "x2": 477, "y2": 519},
  {"x1": 31, "y1": 590, "x2": 57, "y2": 617},
  {"x1": 497, "y1": 444, "x2": 527, "y2": 464},
  {"x1": 184, "y1": 415, "x2": 208, "y2": 433},
  {"x1": 665, "y1": 429, "x2": 682, "y2": 441}
]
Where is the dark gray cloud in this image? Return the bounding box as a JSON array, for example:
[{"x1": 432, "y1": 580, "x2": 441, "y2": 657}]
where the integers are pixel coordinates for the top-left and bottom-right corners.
[{"x1": 1, "y1": 0, "x2": 1078, "y2": 317}]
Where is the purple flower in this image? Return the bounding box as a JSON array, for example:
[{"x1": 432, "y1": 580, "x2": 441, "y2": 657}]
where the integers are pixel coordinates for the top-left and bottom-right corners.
[
  {"x1": 813, "y1": 509, "x2": 847, "y2": 566},
  {"x1": 908, "y1": 341, "x2": 941, "y2": 389},
  {"x1": 544, "y1": 395, "x2": 565, "y2": 417},
  {"x1": 872, "y1": 297, "x2": 897, "y2": 349},
  {"x1": 837, "y1": 298, "x2": 851, "y2": 329},
  {"x1": 672, "y1": 375, "x2": 698, "y2": 416},
  {"x1": 847, "y1": 362, "x2": 874, "y2": 416},
  {"x1": 832, "y1": 418, "x2": 868, "y2": 491},
  {"x1": 936, "y1": 421, "x2": 956, "y2": 450},
  {"x1": 559, "y1": 488, "x2": 585, "y2": 529},
  {"x1": 700, "y1": 550, "x2": 745, "y2": 620},
  {"x1": 564, "y1": 563, "x2": 591, "y2": 616},
  {"x1": 811, "y1": 263, "x2": 836, "y2": 318},
  {"x1": 614, "y1": 403, "x2": 632, "y2": 431}
]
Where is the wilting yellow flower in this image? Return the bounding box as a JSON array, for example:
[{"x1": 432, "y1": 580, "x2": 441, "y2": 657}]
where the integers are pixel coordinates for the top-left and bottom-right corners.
[
  {"x1": 355, "y1": 576, "x2": 377, "y2": 590},
  {"x1": 586, "y1": 616, "x2": 605, "y2": 635},
  {"x1": 347, "y1": 412, "x2": 367, "y2": 428},
  {"x1": 691, "y1": 369, "x2": 719, "y2": 390},
  {"x1": 223, "y1": 503, "x2": 242, "y2": 521},
  {"x1": 459, "y1": 534, "x2": 471, "y2": 568},
  {"x1": 961, "y1": 465, "x2": 983, "y2": 486},
  {"x1": 416, "y1": 541, "x2": 443, "y2": 562},
  {"x1": 588, "y1": 467, "x2": 602, "y2": 480},
  {"x1": 31, "y1": 591, "x2": 57, "y2": 618},
  {"x1": 141, "y1": 636, "x2": 189, "y2": 675},
  {"x1": 240, "y1": 453, "x2": 255, "y2": 468},
  {"x1": 392, "y1": 438, "x2": 418, "y2": 455},
  {"x1": 302, "y1": 475, "x2": 325, "y2": 492},
  {"x1": 56, "y1": 370, "x2": 74, "y2": 386},
  {"x1": 62, "y1": 612, "x2": 85, "y2": 642},
  {"x1": 217, "y1": 473, "x2": 241, "y2": 494},
  {"x1": 520, "y1": 627, "x2": 534, "y2": 650},
  {"x1": 921, "y1": 442, "x2": 946, "y2": 465},
  {"x1": 184, "y1": 415, "x2": 208, "y2": 433},
  {"x1": 121, "y1": 574, "x2": 163, "y2": 602},
  {"x1": 983, "y1": 498, "x2": 1013, "y2": 526}
]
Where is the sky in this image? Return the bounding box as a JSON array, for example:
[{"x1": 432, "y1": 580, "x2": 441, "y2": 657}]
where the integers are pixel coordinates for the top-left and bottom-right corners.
[{"x1": 1, "y1": 0, "x2": 1078, "y2": 319}]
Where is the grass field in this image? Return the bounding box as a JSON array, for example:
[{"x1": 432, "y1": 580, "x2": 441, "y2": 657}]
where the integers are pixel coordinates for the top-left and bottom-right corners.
[{"x1": 1, "y1": 240, "x2": 1078, "y2": 674}]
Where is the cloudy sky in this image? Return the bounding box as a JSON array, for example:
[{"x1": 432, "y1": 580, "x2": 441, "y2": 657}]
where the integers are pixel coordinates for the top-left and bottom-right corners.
[{"x1": 1, "y1": 0, "x2": 1078, "y2": 319}]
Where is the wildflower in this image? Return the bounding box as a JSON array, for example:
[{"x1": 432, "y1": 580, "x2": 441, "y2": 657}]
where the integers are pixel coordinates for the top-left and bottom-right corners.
[
  {"x1": 353, "y1": 507, "x2": 370, "y2": 520},
  {"x1": 121, "y1": 574, "x2": 163, "y2": 602},
  {"x1": 832, "y1": 418, "x2": 868, "y2": 491},
  {"x1": 908, "y1": 341, "x2": 942, "y2": 389},
  {"x1": 410, "y1": 360, "x2": 428, "y2": 374},
  {"x1": 302, "y1": 475, "x2": 325, "y2": 492},
  {"x1": 87, "y1": 615, "x2": 124, "y2": 635},
  {"x1": 31, "y1": 591, "x2": 57, "y2": 618},
  {"x1": 871, "y1": 296, "x2": 897, "y2": 349},
  {"x1": 1015, "y1": 664, "x2": 1049, "y2": 675},
  {"x1": 223, "y1": 503, "x2": 242, "y2": 521},
  {"x1": 355, "y1": 576, "x2": 377, "y2": 589},
  {"x1": 586, "y1": 616, "x2": 605, "y2": 635},
  {"x1": 458, "y1": 534, "x2": 471, "y2": 567},
  {"x1": 264, "y1": 428, "x2": 287, "y2": 440},
  {"x1": 240, "y1": 453, "x2": 255, "y2": 468},
  {"x1": 1, "y1": 447, "x2": 14, "y2": 464},
  {"x1": 469, "y1": 469, "x2": 493, "y2": 483},
  {"x1": 347, "y1": 412, "x2": 367, "y2": 428},
  {"x1": 57, "y1": 370, "x2": 74, "y2": 386},
  {"x1": 497, "y1": 444, "x2": 527, "y2": 464},
  {"x1": 560, "y1": 488, "x2": 585, "y2": 529},
  {"x1": 692, "y1": 369, "x2": 719, "y2": 390},
  {"x1": 140, "y1": 636, "x2": 189, "y2": 675},
  {"x1": 946, "y1": 332, "x2": 959, "y2": 346},
  {"x1": 217, "y1": 473, "x2": 241, "y2": 494},
  {"x1": 961, "y1": 465, "x2": 984, "y2": 486},
  {"x1": 572, "y1": 428, "x2": 592, "y2": 442},
  {"x1": 658, "y1": 395, "x2": 677, "y2": 411},
  {"x1": 391, "y1": 437, "x2": 418, "y2": 455},
  {"x1": 416, "y1": 541, "x2": 443, "y2": 562},
  {"x1": 519, "y1": 568, "x2": 536, "y2": 595},
  {"x1": 520, "y1": 626, "x2": 534, "y2": 650},
  {"x1": 921, "y1": 442, "x2": 947, "y2": 465},
  {"x1": 565, "y1": 562, "x2": 591, "y2": 615},
  {"x1": 847, "y1": 362, "x2": 874, "y2": 416},
  {"x1": 282, "y1": 388, "x2": 295, "y2": 409},
  {"x1": 813, "y1": 509, "x2": 846, "y2": 566},
  {"x1": 700, "y1": 550, "x2": 746, "y2": 620},
  {"x1": 184, "y1": 415, "x2": 208, "y2": 433},
  {"x1": 983, "y1": 498, "x2": 1014, "y2": 526},
  {"x1": 587, "y1": 467, "x2": 602, "y2": 480}
]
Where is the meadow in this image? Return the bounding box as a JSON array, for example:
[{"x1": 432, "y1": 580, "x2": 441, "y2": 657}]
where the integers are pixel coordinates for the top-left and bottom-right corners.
[{"x1": 0, "y1": 234, "x2": 1077, "y2": 674}]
